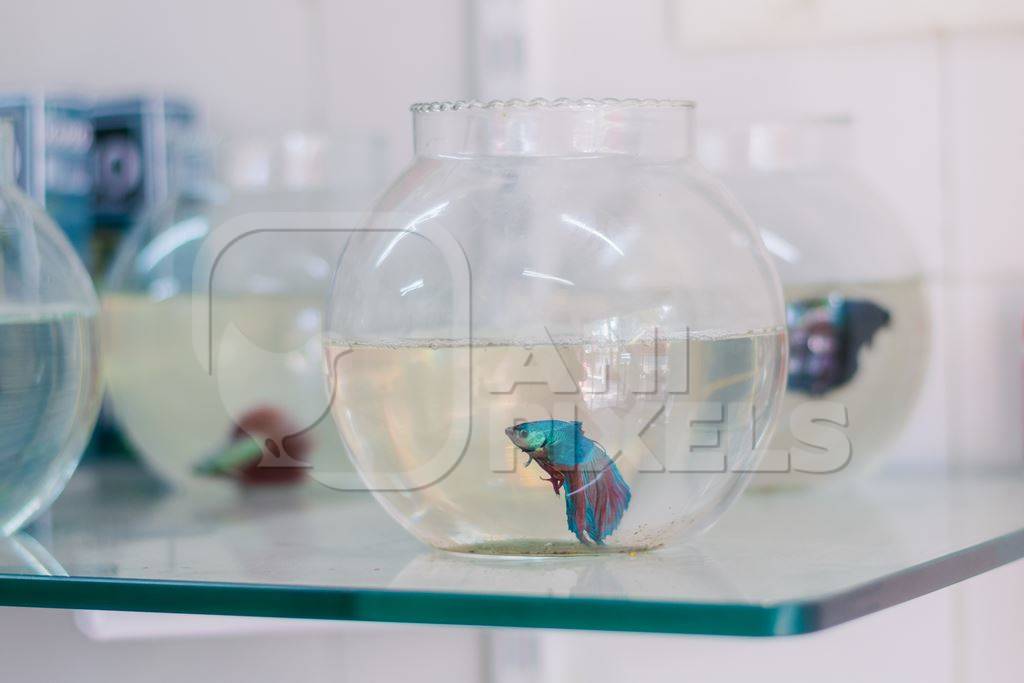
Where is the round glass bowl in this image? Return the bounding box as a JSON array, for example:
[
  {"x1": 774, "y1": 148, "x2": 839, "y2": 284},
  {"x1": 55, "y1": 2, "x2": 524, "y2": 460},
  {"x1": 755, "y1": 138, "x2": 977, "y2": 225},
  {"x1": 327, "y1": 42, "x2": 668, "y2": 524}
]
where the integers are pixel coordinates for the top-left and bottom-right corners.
[
  {"x1": 325, "y1": 99, "x2": 788, "y2": 555},
  {"x1": 0, "y1": 122, "x2": 102, "y2": 534},
  {"x1": 700, "y1": 117, "x2": 931, "y2": 487},
  {"x1": 103, "y1": 132, "x2": 368, "y2": 488}
]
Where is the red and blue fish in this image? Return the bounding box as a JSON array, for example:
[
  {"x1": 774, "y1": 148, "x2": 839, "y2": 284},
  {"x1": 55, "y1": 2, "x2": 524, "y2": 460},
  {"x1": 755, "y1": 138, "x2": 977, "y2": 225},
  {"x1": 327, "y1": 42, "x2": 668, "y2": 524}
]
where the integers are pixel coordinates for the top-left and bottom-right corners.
[{"x1": 505, "y1": 420, "x2": 631, "y2": 545}]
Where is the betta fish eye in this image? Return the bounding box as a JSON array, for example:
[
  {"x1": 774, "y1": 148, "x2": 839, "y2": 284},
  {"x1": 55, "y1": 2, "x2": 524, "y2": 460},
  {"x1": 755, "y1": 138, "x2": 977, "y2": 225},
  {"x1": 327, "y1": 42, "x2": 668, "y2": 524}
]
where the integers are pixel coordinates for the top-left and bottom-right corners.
[{"x1": 517, "y1": 428, "x2": 528, "y2": 439}]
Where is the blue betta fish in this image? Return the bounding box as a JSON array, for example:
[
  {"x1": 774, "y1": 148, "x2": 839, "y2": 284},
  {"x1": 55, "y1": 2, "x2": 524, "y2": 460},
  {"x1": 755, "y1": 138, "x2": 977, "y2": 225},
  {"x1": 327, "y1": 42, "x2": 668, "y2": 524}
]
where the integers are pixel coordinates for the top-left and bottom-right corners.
[{"x1": 504, "y1": 420, "x2": 631, "y2": 545}]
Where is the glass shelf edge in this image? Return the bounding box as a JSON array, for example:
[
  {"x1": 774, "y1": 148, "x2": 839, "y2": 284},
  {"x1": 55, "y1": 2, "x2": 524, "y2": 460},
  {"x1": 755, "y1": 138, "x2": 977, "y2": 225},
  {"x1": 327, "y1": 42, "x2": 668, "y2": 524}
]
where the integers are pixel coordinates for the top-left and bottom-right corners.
[
  {"x1": 0, "y1": 574, "x2": 810, "y2": 636},
  {"x1": 4, "y1": 524, "x2": 1022, "y2": 637}
]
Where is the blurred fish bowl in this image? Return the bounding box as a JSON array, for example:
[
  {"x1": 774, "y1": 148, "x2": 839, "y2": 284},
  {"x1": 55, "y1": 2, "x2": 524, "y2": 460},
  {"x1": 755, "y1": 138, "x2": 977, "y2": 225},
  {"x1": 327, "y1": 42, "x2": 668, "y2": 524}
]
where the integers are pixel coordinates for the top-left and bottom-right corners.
[
  {"x1": 0, "y1": 121, "x2": 102, "y2": 534},
  {"x1": 325, "y1": 99, "x2": 788, "y2": 555},
  {"x1": 102, "y1": 131, "x2": 383, "y2": 489},
  {"x1": 700, "y1": 116, "x2": 931, "y2": 487}
]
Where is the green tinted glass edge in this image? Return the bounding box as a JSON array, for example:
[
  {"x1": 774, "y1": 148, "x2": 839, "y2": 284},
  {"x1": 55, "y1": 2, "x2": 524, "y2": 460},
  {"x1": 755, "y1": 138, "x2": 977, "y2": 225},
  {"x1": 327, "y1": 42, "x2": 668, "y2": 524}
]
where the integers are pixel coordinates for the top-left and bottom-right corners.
[{"x1": 0, "y1": 574, "x2": 812, "y2": 636}]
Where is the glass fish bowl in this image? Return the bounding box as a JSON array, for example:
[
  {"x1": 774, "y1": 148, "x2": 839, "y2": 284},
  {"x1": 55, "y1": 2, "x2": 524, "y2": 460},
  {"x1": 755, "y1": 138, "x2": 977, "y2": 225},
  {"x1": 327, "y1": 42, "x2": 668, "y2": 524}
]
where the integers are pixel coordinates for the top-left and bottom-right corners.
[
  {"x1": 325, "y1": 99, "x2": 788, "y2": 555},
  {"x1": 103, "y1": 132, "x2": 377, "y2": 488},
  {"x1": 0, "y1": 121, "x2": 102, "y2": 535},
  {"x1": 700, "y1": 117, "x2": 931, "y2": 487}
]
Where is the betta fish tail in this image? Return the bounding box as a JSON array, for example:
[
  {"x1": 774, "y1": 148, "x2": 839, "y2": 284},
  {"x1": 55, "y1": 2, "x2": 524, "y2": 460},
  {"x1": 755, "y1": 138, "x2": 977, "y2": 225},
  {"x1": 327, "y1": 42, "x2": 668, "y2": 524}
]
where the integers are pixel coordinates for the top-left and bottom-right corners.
[{"x1": 563, "y1": 445, "x2": 631, "y2": 545}]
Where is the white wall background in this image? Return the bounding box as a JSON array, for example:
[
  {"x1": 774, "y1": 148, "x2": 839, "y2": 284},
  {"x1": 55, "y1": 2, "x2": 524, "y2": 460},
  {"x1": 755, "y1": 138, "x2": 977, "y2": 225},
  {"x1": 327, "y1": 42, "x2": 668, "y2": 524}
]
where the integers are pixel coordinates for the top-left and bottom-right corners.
[
  {"x1": 0, "y1": 0, "x2": 470, "y2": 175},
  {"x1": 0, "y1": 1, "x2": 1022, "y2": 681}
]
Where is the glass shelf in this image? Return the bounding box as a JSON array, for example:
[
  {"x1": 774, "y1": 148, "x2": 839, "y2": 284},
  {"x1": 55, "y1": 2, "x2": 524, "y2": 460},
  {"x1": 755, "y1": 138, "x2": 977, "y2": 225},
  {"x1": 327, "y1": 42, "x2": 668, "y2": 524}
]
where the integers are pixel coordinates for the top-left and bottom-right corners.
[{"x1": 1, "y1": 462, "x2": 1022, "y2": 636}]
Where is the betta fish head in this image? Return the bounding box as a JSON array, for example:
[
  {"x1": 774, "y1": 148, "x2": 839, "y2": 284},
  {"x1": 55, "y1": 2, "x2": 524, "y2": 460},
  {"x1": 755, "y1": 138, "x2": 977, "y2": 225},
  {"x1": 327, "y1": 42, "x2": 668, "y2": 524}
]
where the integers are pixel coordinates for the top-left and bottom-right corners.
[
  {"x1": 504, "y1": 420, "x2": 581, "y2": 453},
  {"x1": 504, "y1": 421, "x2": 554, "y2": 452}
]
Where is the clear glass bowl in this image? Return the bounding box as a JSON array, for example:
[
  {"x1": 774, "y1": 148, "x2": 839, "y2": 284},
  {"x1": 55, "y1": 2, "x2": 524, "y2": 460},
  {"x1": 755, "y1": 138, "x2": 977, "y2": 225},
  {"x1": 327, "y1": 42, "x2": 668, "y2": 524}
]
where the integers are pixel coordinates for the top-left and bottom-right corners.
[
  {"x1": 0, "y1": 121, "x2": 102, "y2": 535},
  {"x1": 700, "y1": 117, "x2": 931, "y2": 487},
  {"x1": 102, "y1": 132, "x2": 370, "y2": 488},
  {"x1": 325, "y1": 99, "x2": 788, "y2": 555}
]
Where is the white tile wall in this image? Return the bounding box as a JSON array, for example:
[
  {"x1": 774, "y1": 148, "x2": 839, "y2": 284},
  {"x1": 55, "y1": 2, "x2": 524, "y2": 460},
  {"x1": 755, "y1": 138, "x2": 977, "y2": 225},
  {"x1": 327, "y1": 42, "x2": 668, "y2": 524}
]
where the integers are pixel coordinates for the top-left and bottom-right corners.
[
  {"x1": 540, "y1": 588, "x2": 958, "y2": 683},
  {"x1": 955, "y1": 561, "x2": 1024, "y2": 683},
  {"x1": 945, "y1": 32, "x2": 1024, "y2": 281},
  {"x1": 942, "y1": 32, "x2": 1024, "y2": 467},
  {"x1": 1, "y1": 608, "x2": 483, "y2": 683},
  {"x1": 0, "y1": 0, "x2": 314, "y2": 131},
  {"x1": 320, "y1": 0, "x2": 470, "y2": 174},
  {"x1": 944, "y1": 280, "x2": 1024, "y2": 466},
  {"x1": 670, "y1": 0, "x2": 1024, "y2": 49},
  {"x1": 0, "y1": 0, "x2": 472, "y2": 180}
]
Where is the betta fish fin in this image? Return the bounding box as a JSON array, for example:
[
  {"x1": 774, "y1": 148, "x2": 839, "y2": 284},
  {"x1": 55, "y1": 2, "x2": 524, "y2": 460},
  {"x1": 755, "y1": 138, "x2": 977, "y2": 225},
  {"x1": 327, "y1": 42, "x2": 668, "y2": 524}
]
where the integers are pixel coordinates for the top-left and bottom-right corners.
[
  {"x1": 843, "y1": 300, "x2": 891, "y2": 348},
  {"x1": 562, "y1": 442, "x2": 631, "y2": 544},
  {"x1": 839, "y1": 299, "x2": 892, "y2": 386}
]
